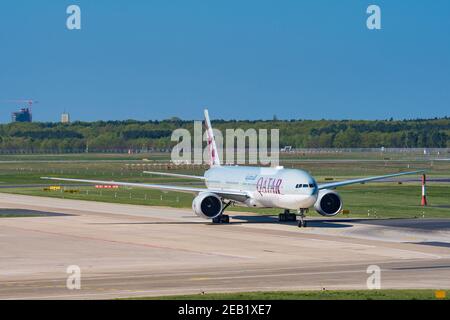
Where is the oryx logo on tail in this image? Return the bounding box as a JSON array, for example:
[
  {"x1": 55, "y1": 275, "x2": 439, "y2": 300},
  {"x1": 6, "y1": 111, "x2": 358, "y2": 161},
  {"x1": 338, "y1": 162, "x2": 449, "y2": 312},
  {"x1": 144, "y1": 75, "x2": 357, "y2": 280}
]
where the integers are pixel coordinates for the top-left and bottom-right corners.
[{"x1": 204, "y1": 109, "x2": 221, "y2": 167}]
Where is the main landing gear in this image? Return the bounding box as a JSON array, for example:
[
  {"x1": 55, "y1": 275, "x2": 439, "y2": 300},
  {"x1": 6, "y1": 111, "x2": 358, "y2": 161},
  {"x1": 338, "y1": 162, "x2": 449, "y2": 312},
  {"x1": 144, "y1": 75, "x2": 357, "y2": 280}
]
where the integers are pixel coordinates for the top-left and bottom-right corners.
[
  {"x1": 212, "y1": 201, "x2": 233, "y2": 224},
  {"x1": 278, "y1": 209, "x2": 308, "y2": 228},
  {"x1": 212, "y1": 214, "x2": 230, "y2": 224},
  {"x1": 278, "y1": 209, "x2": 297, "y2": 222}
]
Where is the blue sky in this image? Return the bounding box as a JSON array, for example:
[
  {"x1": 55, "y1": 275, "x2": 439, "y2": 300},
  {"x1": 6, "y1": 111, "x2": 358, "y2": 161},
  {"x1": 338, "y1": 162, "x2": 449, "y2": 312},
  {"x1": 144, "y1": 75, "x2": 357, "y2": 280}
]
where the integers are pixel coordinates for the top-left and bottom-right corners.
[{"x1": 0, "y1": 0, "x2": 449, "y2": 122}]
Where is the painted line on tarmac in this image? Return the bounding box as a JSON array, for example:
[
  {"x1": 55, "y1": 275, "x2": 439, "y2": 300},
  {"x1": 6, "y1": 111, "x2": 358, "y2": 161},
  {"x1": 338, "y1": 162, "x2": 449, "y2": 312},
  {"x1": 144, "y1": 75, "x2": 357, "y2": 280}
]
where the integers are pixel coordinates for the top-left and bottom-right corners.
[{"x1": 1, "y1": 224, "x2": 255, "y2": 260}]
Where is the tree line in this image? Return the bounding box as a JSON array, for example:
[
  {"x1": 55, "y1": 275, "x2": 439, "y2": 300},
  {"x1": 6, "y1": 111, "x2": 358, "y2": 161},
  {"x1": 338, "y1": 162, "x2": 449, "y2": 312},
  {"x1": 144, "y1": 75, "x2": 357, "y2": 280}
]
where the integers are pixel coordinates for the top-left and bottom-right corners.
[{"x1": 0, "y1": 117, "x2": 448, "y2": 153}]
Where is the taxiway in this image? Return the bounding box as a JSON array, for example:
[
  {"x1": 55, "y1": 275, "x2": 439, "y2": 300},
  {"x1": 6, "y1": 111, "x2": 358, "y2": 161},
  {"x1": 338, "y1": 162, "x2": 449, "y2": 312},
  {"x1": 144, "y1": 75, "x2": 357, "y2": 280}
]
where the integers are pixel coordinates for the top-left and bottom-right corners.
[{"x1": 0, "y1": 193, "x2": 449, "y2": 299}]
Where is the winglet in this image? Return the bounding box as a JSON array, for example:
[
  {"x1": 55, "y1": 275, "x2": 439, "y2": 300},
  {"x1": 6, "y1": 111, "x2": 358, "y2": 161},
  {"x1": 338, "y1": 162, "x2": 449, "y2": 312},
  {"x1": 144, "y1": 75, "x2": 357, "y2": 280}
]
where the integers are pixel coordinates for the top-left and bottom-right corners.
[{"x1": 204, "y1": 109, "x2": 221, "y2": 167}]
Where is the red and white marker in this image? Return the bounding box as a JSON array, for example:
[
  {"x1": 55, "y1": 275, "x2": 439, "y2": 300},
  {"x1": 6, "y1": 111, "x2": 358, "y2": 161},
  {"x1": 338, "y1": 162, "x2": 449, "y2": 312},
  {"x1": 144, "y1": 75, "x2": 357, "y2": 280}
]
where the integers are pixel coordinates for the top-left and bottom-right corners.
[
  {"x1": 95, "y1": 185, "x2": 119, "y2": 189},
  {"x1": 421, "y1": 174, "x2": 427, "y2": 206}
]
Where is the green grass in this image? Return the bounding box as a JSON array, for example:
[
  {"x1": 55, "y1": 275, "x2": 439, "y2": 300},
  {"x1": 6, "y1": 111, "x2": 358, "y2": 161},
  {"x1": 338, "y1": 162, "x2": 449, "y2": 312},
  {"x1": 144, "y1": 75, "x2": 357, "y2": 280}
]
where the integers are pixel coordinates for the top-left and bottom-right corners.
[
  {"x1": 0, "y1": 150, "x2": 446, "y2": 162},
  {"x1": 1, "y1": 183, "x2": 448, "y2": 219},
  {"x1": 0, "y1": 152, "x2": 172, "y2": 161},
  {"x1": 339, "y1": 184, "x2": 450, "y2": 218},
  {"x1": 0, "y1": 153, "x2": 448, "y2": 219},
  {"x1": 126, "y1": 289, "x2": 449, "y2": 300},
  {"x1": 0, "y1": 152, "x2": 446, "y2": 185},
  {"x1": 2, "y1": 186, "x2": 193, "y2": 208}
]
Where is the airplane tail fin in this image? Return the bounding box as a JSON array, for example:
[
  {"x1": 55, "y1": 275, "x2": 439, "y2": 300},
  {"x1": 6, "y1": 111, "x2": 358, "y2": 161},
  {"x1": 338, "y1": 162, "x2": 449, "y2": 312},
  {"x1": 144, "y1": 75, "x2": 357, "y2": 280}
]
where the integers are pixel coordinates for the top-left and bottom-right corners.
[{"x1": 204, "y1": 109, "x2": 221, "y2": 167}]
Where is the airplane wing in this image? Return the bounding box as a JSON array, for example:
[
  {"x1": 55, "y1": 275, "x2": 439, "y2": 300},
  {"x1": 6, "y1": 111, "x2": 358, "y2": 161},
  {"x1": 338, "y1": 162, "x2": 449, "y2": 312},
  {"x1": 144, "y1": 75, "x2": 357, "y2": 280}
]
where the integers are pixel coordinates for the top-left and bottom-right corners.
[
  {"x1": 40, "y1": 177, "x2": 248, "y2": 202},
  {"x1": 318, "y1": 170, "x2": 425, "y2": 190},
  {"x1": 143, "y1": 171, "x2": 205, "y2": 180}
]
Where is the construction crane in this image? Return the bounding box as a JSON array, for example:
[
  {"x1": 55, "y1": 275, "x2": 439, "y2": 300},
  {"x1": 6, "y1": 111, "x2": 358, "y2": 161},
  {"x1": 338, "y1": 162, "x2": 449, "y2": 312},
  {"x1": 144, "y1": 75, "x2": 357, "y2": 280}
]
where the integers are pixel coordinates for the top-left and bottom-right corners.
[
  {"x1": 1, "y1": 99, "x2": 39, "y2": 109},
  {"x1": 0, "y1": 99, "x2": 39, "y2": 122}
]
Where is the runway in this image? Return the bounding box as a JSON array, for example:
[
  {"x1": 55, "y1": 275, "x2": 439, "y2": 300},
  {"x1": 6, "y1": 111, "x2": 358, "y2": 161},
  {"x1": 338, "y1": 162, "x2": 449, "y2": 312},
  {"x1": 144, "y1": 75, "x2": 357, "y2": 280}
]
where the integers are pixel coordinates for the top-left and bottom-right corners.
[{"x1": 0, "y1": 193, "x2": 449, "y2": 299}]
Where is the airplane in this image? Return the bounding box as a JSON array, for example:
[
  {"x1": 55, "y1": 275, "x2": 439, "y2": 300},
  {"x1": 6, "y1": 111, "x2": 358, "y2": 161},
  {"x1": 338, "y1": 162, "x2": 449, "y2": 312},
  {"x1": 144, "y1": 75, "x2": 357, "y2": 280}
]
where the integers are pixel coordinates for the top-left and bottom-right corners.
[{"x1": 42, "y1": 110, "x2": 424, "y2": 228}]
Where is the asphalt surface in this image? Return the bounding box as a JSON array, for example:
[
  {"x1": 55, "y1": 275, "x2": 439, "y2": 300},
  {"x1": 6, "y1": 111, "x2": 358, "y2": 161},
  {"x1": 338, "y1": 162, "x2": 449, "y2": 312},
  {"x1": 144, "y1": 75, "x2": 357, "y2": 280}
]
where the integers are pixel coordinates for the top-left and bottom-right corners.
[{"x1": 0, "y1": 193, "x2": 449, "y2": 299}]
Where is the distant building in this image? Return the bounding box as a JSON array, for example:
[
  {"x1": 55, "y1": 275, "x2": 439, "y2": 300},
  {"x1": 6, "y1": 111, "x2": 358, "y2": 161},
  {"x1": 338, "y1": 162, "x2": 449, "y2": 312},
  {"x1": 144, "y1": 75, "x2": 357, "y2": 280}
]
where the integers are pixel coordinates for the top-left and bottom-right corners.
[
  {"x1": 61, "y1": 112, "x2": 70, "y2": 123},
  {"x1": 11, "y1": 108, "x2": 32, "y2": 122}
]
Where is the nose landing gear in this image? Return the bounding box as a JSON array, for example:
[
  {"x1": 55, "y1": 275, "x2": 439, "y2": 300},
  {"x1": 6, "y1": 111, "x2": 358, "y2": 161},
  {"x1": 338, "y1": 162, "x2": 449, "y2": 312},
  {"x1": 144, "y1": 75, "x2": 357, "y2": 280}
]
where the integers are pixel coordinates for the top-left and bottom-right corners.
[{"x1": 297, "y1": 208, "x2": 307, "y2": 228}]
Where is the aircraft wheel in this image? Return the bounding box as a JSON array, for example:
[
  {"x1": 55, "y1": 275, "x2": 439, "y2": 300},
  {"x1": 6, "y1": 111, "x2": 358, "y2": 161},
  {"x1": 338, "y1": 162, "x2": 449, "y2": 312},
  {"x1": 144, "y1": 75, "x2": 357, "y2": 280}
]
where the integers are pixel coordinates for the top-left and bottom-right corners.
[
  {"x1": 298, "y1": 220, "x2": 307, "y2": 228},
  {"x1": 213, "y1": 214, "x2": 229, "y2": 224},
  {"x1": 221, "y1": 214, "x2": 230, "y2": 224}
]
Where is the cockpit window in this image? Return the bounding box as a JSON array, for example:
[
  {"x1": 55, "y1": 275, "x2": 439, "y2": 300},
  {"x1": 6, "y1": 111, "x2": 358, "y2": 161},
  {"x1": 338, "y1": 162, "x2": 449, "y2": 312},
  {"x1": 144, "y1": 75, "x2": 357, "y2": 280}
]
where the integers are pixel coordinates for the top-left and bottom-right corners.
[{"x1": 297, "y1": 183, "x2": 316, "y2": 188}]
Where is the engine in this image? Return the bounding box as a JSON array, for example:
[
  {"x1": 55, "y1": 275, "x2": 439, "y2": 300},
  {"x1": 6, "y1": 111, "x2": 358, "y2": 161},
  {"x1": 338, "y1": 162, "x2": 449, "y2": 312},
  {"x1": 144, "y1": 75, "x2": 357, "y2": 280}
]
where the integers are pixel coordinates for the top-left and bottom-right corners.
[
  {"x1": 314, "y1": 189, "x2": 343, "y2": 217},
  {"x1": 192, "y1": 192, "x2": 223, "y2": 219}
]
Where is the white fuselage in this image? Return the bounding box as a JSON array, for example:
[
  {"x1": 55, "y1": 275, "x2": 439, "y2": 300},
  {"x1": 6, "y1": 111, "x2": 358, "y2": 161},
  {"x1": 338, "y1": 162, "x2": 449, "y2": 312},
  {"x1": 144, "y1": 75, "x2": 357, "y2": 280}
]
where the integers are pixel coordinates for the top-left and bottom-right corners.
[{"x1": 204, "y1": 166, "x2": 318, "y2": 210}]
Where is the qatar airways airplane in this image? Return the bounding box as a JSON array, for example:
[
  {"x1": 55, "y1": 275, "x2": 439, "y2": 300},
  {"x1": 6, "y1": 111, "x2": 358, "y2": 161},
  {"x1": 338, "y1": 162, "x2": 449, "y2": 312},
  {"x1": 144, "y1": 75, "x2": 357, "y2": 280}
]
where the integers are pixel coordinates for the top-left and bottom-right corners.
[{"x1": 42, "y1": 110, "x2": 423, "y2": 227}]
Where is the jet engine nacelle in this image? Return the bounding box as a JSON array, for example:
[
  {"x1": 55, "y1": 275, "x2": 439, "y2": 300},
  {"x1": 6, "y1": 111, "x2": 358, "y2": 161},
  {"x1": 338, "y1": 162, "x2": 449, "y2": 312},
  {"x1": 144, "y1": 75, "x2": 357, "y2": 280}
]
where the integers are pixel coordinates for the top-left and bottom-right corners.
[
  {"x1": 314, "y1": 189, "x2": 343, "y2": 217},
  {"x1": 192, "y1": 192, "x2": 223, "y2": 219}
]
